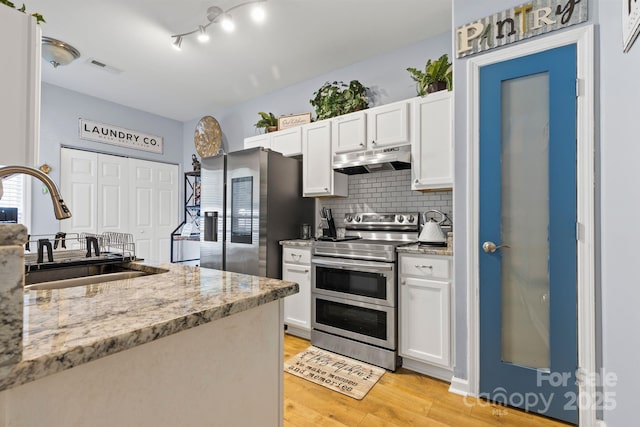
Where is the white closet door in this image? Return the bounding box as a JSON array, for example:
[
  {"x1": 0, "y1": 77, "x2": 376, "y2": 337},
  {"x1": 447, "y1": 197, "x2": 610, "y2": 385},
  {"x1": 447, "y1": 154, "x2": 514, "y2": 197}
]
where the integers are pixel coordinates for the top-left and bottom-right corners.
[
  {"x1": 154, "y1": 163, "x2": 178, "y2": 263},
  {"x1": 97, "y1": 154, "x2": 129, "y2": 234},
  {"x1": 129, "y1": 159, "x2": 155, "y2": 262},
  {"x1": 60, "y1": 148, "x2": 97, "y2": 237},
  {"x1": 129, "y1": 158, "x2": 178, "y2": 263}
]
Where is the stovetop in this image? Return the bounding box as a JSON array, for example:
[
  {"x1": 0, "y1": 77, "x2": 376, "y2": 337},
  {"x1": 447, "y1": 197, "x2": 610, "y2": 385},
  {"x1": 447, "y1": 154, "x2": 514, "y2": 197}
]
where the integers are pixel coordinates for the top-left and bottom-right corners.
[{"x1": 313, "y1": 212, "x2": 422, "y2": 261}]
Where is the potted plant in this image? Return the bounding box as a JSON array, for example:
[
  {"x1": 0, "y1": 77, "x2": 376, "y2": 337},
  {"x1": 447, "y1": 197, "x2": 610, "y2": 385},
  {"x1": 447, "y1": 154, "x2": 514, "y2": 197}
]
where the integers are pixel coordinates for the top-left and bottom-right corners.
[
  {"x1": 310, "y1": 80, "x2": 369, "y2": 120},
  {"x1": 0, "y1": 0, "x2": 45, "y2": 23},
  {"x1": 406, "y1": 53, "x2": 452, "y2": 96},
  {"x1": 254, "y1": 111, "x2": 278, "y2": 133}
]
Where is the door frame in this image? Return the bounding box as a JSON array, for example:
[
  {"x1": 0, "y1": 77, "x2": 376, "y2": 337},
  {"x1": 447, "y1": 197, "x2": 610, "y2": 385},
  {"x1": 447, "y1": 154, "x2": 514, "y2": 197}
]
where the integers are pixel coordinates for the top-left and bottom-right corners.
[{"x1": 465, "y1": 26, "x2": 596, "y2": 425}]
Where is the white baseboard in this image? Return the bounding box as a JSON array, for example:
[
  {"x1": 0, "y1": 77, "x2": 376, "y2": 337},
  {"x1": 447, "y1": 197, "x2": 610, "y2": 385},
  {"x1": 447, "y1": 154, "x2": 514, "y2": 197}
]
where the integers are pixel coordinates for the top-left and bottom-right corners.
[
  {"x1": 401, "y1": 358, "x2": 453, "y2": 382},
  {"x1": 284, "y1": 325, "x2": 310, "y2": 340},
  {"x1": 448, "y1": 376, "x2": 471, "y2": 397},
  {"x1": 595, "y1": 420, "x2": 607, "y2": 427}
]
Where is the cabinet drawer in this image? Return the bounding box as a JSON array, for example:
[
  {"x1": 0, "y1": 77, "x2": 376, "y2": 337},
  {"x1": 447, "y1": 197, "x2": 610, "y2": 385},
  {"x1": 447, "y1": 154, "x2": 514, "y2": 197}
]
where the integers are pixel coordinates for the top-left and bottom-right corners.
[
  {"x1": 400, "y1": 254, "x2": 451, "y2": 279},
  {"x1": 283, "y1": 247, "x2": 311, "y2": 265}
]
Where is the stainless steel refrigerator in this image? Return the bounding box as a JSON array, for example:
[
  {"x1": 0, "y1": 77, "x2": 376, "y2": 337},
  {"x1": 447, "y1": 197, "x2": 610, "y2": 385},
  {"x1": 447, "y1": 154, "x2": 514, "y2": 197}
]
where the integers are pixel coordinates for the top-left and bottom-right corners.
[{"x1": 200, "y1": 147, "x2": 314, "y2": 279}]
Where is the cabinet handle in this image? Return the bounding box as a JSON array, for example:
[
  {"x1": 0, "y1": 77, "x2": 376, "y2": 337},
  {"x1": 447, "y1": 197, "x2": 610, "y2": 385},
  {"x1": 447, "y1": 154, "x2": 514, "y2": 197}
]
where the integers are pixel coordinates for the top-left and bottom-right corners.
[
  {"x1": 288, "y1": 267, "x2": 309, "y2": 273},
  {"x1": 359, "y1": 142, "x2": 365, "y2": 147},
  {"x1": 414, "y1": 179, "x2": 419, "y2": 184},
  {"x1": 401, "y1": 280, "x2": 406, "y2": 286},
  {"x1": 291, "y1": 253, "x2": 302, "y2": 260},
  {"x1": 324, "y1": 187, "x2": 328, "y2": 192},
  {"x1": 415, "y1": 264, "x2": 433, "y2": 269},
  {"x1": 371, "y1": 140, "x2": 376, "y2": 145}
]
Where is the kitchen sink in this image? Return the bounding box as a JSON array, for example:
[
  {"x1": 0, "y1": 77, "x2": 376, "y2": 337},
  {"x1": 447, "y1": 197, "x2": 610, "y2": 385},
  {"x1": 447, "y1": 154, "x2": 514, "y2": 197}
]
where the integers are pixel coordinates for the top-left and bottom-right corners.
[{"x1": 24, "y1": 263, "x2": 168, "y2": 291}]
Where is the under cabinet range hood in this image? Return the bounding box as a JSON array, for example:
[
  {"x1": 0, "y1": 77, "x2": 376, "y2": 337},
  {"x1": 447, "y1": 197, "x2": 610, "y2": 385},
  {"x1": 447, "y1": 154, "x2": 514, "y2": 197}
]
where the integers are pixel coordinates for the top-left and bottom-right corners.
[{"x1": 332, "y1": 145, "x2": 411, "y2": 175}]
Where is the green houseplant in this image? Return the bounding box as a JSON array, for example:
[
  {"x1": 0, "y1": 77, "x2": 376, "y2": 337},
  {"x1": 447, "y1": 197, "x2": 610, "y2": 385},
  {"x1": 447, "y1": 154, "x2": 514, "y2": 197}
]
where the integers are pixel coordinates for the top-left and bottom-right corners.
[
  {"x1": 407, "y1": 53, "x2": 452, "y2": 96},
  {"x1": 310, "y1": 80, "x2": 369, "y2": 120},
  {"x1": 254, "y1": 111, "x2": 278, "y2": 133},
  {"x1": 0, "y1": 0, "x2": 45, "y2": 23}
]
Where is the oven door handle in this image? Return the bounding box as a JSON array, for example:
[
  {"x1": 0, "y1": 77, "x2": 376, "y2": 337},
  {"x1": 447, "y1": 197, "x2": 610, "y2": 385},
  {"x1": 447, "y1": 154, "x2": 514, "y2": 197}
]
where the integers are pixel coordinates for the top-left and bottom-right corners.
[{"x1": 312, "y1": 258, "x2": 393, "y2": 272}]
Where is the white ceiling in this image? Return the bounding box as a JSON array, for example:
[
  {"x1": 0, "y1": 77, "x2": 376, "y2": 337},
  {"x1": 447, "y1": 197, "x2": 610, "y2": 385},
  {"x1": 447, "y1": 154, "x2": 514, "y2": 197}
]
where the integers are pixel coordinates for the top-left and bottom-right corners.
[{"x1": 27, "y1": 0, "x2": 452, "y2": 122}]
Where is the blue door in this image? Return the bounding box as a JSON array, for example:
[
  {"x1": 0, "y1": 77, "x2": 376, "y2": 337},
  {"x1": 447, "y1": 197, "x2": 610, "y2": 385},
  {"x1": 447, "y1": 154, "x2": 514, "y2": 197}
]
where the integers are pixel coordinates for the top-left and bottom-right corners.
[{"x1": 479, "y1": 45, "x2": 577, "y2": 424}]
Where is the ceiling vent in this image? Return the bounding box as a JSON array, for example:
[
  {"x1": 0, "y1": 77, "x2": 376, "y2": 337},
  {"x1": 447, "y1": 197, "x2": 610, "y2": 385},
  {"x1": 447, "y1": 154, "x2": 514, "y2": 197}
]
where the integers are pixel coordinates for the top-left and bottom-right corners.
[{"x1": 86, "y1": 58, "x2": 123, "y2": 74}]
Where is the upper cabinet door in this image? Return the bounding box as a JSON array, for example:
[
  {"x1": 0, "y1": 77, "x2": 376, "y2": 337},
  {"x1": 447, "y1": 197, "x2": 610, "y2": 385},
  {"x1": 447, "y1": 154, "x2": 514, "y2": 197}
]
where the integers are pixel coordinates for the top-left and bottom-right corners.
[
  {"x1": 366, "y1": 101, "x2": 410, "y2": 149},
  {"x1": 270, "y1": 126, "x2": 302, "y2": 157},
  {"x1": 411, "y1": 92, "x2": 453, "y2": 191},
  {"x1": 302, "y1": 120, "x2": 348, "y2": 197},
  {"x1": 244, "y1": 133, "x2": 271, "y2": 150},
  {"x1": 0, "y1": 8, "x2": 40, "y2": 166},
  {"x1": 331, "y1": 111, "x2": 367, "y2": 155}
]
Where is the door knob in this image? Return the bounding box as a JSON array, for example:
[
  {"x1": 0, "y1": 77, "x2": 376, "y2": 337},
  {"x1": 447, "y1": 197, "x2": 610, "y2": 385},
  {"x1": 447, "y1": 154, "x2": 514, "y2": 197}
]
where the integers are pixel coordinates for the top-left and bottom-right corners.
[{"x1": 482, "y1": 241, "x2": 511, "y2": 253}]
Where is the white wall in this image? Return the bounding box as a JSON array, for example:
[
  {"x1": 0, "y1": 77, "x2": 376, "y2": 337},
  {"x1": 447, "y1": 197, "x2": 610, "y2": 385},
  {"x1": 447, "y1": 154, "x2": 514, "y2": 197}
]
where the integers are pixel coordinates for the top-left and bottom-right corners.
[
  {"x1": 34, "y1": 83, "x2": 184, "y2": 235},
  {"x1": 598, "y1": 1, "x2": 640, "y2": 425},
  {"x1": 182, "y1": 33, "x2": 452, "y2": 166}
]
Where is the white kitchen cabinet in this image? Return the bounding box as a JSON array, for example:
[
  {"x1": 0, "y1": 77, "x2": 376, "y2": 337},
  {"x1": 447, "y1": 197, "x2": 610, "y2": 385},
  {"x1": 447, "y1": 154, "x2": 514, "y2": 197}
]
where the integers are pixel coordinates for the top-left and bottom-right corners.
[
  {"x1": 331, "y1": 101, "x2": 410, "y2": 157},
  {"x1": 331, "y1": 111, "x2": 367, "y2": 154},
  {"x1": 0, "y1": 7, "x2": 40, "y2": 166},
  {"x1": 270, "y1": 126, "x2": 302, "y2": 156},
  {"x1": 244, "y1": 133, "x2": 271, "y2": 150},
  {"x1": 399, "y1": 253, "x2": 453, "y2": 379},
  {"x1": 302, "y1": 120, "x2": 348, "y2": 197},
  {"x1": 282, "y1": 245, "x2": 312, "y2": 339},
  {"x1": 366, "y1": 100, "x2": 410, "y2": 149},
  {"x1": 244, "y1": 127, "x2": 303, "y2": 157},
  {"x1": 411, "y1": 91, "x2": 453, "y2": 191}
]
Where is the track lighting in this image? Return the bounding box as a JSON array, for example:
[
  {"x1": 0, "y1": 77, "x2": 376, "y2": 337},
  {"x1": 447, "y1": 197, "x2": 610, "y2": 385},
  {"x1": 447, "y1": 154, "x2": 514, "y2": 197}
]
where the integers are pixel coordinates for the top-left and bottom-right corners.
[{"x1": 171, "y1": 1, "x2": 267, "y2": 50}]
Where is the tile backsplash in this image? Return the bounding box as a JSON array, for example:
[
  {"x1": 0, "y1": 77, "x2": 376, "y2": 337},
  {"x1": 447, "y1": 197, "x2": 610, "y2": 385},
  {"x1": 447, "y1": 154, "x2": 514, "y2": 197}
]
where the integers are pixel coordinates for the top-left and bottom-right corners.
[{"x1": 316, "y1": 169, "x2": 452, "y2": 234}]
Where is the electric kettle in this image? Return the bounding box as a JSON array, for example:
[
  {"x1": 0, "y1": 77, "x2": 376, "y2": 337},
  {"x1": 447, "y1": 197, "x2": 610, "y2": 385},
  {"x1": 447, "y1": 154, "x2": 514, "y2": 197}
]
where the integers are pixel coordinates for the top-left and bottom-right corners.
[{"x1": 418, "y1": 210, "x2": 450, "y2": 246}]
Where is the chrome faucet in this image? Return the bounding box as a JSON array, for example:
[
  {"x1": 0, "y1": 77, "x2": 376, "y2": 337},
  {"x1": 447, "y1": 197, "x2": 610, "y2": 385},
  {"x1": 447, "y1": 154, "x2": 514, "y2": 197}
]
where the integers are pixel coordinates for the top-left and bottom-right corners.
[{"x1": 0, "y1": 165, "x2": 72, "y2": 220}]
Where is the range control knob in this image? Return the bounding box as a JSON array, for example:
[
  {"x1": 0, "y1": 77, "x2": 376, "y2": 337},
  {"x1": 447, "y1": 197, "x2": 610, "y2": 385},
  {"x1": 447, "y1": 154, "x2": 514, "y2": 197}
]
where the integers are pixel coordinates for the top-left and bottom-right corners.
[
  {"x1": 407, "y1": 215, "x2": 415, "y2": 223},
  {"x1": 355, "y1": 216, "x2": 361, "y2": 222},
  {"x1": 397, "y1": 215, "x2": 404, "y2": 223},
  {"x1": 345, "y1": 215, "x2": 353, "y2": 222}
]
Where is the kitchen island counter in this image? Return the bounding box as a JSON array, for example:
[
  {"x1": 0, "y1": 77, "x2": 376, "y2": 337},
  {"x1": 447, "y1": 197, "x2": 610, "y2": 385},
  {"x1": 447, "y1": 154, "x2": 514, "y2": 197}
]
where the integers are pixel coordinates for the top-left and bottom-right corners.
[
  {"x1": 0, "y1": 263, "x2": 297, "y2": 392},
  {"x1": 0, "y1": 253, "x2": 296, "y2": 427}
]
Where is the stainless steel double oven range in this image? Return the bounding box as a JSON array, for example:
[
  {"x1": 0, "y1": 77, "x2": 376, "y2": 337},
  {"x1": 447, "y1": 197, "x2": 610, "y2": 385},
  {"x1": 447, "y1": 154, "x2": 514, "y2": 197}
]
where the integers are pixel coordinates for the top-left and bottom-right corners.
[{"x1": 311, "y1": 212, "x2": 419, "y2": 371}]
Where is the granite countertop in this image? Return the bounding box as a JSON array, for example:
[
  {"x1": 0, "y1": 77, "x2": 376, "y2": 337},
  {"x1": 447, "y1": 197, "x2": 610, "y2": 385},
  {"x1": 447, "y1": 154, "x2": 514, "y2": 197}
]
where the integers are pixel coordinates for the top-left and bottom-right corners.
[
  {"x1": 396, "y1": 243, "x2": 453, "y2": 256},
  {"x1": 279, "y1": 239, "x2": 314, "y2": 247},
  {"x1": 0, "y1": 262, "x2": 298, "y2": 392}
]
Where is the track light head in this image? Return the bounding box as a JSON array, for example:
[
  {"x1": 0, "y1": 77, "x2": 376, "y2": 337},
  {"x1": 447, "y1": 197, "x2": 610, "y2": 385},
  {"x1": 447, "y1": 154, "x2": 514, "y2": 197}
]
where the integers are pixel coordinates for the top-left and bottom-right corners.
[
  {"x1": 172, "y1": 36, "x2": 183, "y2": 51},
  {"x1": 197, "y1": 25, "x2": 210, "y2": 42},
  {"x1": 220, "y1": 14, "x2": 235, "y2": 32},
  {"x1": 250, "y1": 4, "x2": 266, "y2": 23}
]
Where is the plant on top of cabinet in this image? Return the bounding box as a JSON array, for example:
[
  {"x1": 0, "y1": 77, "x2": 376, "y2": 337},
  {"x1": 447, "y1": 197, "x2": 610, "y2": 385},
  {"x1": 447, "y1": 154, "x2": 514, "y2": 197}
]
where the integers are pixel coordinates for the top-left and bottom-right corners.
[
  {"x1": 406, "y1": 53, "x2": 452, "y2": 96},
  {"x1": 254, "y1": 111, "x2": 278, "y2": 133},
  {"x1": 0, "y1": 0, "x2": 45, "y2": 23},
  {"x1": 310, "y1": 80, "x2": 369, "y2": 120}
]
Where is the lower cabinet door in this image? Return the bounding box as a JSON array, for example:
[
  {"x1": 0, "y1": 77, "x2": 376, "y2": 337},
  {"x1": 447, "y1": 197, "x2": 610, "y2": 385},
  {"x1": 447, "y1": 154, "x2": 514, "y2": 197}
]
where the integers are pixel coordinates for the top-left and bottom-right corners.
[
  {"x1": 400, "y1": 276, "x2": 451, "y2": 367},
  {"x1": 282, "y1": 262, "x2": 311, "y2": 331}
]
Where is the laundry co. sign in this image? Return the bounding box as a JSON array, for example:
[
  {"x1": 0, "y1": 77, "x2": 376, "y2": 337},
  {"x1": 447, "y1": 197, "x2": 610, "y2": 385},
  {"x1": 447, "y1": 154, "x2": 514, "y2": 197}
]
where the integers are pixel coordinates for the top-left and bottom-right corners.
[
  {"x1": 456, "y1": 0, "x2": 588, "y2": 58},
  {"x1": 79, "y1": 119, "x2": 163, "y2": 154}
]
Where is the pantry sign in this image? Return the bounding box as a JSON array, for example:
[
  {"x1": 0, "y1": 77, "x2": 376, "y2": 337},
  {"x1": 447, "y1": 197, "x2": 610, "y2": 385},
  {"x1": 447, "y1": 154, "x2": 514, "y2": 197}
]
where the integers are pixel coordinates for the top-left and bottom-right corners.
[
  {"x1": 456, "y1": 0, "x2": 588, "y2": 58},
  {"x1": 79, "y1": 119, "x2": 164, "y2": 154}
]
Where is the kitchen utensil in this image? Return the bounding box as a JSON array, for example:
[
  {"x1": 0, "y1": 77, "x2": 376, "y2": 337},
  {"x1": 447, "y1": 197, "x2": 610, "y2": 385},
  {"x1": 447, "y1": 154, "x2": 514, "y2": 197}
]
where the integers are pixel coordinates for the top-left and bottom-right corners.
[
  {"x1": 418, "y1": 210, "x2": 449, "y2": 245},
  {"x1": 326, "y1": 208, "x2": 337, "y2": 238},
  {"x1": 300, "y1": 224, "x2": 312, "y2": 240}
]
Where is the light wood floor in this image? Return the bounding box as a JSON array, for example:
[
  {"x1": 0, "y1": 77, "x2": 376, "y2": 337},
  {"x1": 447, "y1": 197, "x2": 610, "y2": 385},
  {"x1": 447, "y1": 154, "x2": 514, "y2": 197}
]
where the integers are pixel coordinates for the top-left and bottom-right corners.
[{"x1": 283, "y1": 334, "x2": 571, "y2": 427}]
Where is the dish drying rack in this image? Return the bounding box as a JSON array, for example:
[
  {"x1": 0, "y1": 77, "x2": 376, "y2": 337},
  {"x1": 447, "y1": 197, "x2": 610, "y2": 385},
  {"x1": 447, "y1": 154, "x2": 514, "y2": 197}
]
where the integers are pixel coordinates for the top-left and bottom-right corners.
[{"x1": 24, "y1": 232, "x2": 137, "y2": 268}]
